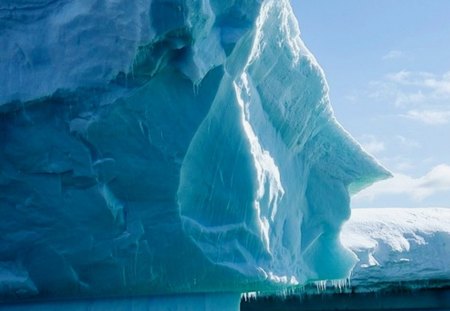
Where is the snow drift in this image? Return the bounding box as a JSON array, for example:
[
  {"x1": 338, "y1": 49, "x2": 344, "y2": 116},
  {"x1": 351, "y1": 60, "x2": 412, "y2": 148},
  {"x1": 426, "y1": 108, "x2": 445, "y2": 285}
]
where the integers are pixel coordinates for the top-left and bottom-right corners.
[{"x1": 0, "y1": 0, "x2": 390, "y2": 308}]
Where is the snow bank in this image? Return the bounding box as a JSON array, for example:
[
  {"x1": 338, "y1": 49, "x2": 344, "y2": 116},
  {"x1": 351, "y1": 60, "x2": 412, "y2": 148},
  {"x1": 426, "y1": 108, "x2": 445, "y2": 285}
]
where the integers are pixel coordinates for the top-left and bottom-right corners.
[{"x1": 342, "y1": 208, "x2": 450, "y2": 291}]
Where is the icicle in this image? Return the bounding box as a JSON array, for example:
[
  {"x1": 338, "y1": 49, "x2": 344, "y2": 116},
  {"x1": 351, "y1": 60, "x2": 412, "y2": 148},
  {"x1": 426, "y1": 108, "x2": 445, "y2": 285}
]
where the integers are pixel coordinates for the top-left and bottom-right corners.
[
  {"x1": 314, "y1": 280, "x2": 327, "y2": 293},
  {"x1": 241, "y1": 292, "x2": 257, "y2": 302},
  {"x1": 192, "y1": 80, "x2": 201, "y2": 96}
]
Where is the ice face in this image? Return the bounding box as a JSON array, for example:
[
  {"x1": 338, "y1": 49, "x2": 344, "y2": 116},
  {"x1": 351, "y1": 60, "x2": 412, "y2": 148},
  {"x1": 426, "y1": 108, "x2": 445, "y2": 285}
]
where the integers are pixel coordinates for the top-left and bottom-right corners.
[{"x1": 0, "y1": 0, "x2": 390, "y2": 306}]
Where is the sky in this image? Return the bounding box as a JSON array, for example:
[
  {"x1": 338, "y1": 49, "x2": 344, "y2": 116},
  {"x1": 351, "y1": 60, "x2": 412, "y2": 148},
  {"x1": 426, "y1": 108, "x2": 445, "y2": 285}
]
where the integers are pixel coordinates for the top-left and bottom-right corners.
[{"x1": 291, "y1": 0, "x2": 450, "y2": 208}]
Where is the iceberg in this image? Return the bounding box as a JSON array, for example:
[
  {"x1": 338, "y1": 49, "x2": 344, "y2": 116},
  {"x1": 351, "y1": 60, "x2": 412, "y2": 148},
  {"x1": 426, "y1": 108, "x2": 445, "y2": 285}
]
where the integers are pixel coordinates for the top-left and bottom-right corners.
[
  {"x1": 0, "y1": 0, "x2": 390, "y2": 309},
  {"x1": 342, "y1": 207, "x2": 450, "y2": 292}
]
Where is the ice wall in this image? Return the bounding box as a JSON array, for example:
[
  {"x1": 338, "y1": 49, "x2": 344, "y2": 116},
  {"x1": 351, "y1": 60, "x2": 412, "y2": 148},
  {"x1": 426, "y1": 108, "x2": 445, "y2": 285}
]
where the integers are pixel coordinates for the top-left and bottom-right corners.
[{"x1": 0, "y1": 0, "x2": 390, "y2": 306}]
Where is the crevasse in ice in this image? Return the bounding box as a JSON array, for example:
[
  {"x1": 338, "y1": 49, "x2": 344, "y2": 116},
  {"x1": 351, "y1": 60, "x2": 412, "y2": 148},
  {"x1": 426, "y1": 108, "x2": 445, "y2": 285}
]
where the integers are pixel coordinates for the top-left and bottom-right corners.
[{"x1": 0, "y1": 0, "x2": 390, "y2": 306}]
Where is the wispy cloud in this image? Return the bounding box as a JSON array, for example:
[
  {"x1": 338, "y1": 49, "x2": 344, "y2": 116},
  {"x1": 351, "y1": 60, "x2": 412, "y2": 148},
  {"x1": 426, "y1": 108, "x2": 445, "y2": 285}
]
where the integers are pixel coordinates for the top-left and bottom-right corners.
[
  {"x1": 369, "y1": 70, "x2": 450, "y2": 124},
  {"x1": 382, "y1": 50, "x2": 404, "y2": 60},
  {"x1": 395, "y1": 135, "x2": 420, "y2": 149},
  {"x1": 359, "y1": 135, "x2": 385, "y2": 155},
  {"x1": 378, "y1": 155, "x2": 415, "y2": 173},
  {"x1": 403, "y1": 109, "x2": 450, "y2": 125},
  {"x1": 354, "y1": 164, "x2": 450, "y2": 202},
  {"x1": 385, "y1": 71, "x2": 450, "y2": 96}
]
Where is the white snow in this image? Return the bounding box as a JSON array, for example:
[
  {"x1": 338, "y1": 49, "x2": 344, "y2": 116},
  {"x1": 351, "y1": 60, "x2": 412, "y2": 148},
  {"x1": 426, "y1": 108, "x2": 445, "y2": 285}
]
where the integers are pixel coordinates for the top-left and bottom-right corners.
[{"x1": 342, "y1": 207, "x2": 450, "y2": 291}]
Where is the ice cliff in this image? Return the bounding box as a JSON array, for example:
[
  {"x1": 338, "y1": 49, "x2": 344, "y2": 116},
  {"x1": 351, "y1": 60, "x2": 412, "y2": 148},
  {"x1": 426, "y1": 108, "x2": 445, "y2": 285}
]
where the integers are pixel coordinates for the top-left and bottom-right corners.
[{"x1": 0, "y1": 0, "x2": 390, "y2": 308}]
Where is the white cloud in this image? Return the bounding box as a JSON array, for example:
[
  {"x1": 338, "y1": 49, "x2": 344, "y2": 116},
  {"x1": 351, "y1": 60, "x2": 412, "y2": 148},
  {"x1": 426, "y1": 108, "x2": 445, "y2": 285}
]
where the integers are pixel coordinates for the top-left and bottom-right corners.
[
  {"x1": 403, "y1": 109, "x2": 450, "y2": 125},
  {"x1": 395, "y1": 135, "x2": 420, "y2": 149},
  {"x1": 393, "y1": 91, "x2": 426, "y2": 108},
  {"x1": 378, "y1": 155, "x2": 415, "y2": 173},
  {"x1": 369, "y1": 70, "x2": 450, "y2": 124},
  {"x1": 344, "y1": 94, "x2": 358, "y2": 103},
  {"x1": 422, "y1": 72, "x2": 450, "y2": 96},
  {"x1": 354, "y1": 164, "x2": 450, "y2": 202},
  {"x1": 385, "y1": 70, "x2": 450, "y2": 97},
  {"x1": 359, "y1": 135, "x2": 385, "y2": 154},
  {"x1": 382, "y1": 50, "x2": 404, "y2": 60},
  {"x1": 386, "y1": 71, "x2": 433, "y2": 85}
]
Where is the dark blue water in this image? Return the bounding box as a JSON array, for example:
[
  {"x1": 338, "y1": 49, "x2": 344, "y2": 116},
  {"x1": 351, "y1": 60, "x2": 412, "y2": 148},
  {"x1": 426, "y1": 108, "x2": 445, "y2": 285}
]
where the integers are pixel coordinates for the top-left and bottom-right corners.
[{"x1": 241, "y1": 287, "x2": 450, "y2": 311}]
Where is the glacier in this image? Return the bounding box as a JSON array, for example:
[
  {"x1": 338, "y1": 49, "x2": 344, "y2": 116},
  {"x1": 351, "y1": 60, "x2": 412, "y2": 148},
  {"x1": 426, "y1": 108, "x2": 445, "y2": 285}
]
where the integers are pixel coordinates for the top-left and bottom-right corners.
[{"x1": 0, "y1": 0, "x2": 393, "y2": 310}]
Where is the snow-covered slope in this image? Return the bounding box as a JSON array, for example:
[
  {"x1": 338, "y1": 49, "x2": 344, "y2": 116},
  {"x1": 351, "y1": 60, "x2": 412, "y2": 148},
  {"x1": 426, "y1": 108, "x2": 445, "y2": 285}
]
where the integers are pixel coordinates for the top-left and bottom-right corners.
[
  {"x1": 342, "y1": 208, "x2": 450, "y2": 292},
  {"x1": 0, "y1": 0, "x2": 390, "y2": 308}
]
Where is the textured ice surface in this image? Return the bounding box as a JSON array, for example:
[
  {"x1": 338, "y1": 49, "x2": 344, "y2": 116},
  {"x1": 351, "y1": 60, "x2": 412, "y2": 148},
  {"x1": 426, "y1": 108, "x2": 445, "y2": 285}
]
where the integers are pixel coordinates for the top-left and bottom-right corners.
[
  {"x1": 342, "y1": 208, "x2": 450, "y2": 292},
  {"x1": 0, "y1": 0, "x2": 390, "y2": 307}
]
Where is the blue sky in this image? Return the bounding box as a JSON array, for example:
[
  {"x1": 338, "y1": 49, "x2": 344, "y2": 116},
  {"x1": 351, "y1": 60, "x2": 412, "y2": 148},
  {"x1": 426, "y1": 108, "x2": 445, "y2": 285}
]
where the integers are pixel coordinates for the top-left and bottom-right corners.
[{"x1": 292, "y1": 1, "x2": 450, "y2": 208}]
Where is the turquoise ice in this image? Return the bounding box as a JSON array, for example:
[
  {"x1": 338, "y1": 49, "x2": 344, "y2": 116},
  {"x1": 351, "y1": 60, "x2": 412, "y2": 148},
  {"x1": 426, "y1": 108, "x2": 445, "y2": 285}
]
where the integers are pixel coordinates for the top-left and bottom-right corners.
[{"x1": 0, "y1": 0, "x2": 390, "y2": 309}]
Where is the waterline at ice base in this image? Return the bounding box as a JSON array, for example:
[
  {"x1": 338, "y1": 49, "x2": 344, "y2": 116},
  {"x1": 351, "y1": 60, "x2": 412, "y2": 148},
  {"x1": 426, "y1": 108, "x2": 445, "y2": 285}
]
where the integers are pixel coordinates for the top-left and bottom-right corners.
[{"x1": 0, "y1": 0, "x2": 448, "y2": 310}]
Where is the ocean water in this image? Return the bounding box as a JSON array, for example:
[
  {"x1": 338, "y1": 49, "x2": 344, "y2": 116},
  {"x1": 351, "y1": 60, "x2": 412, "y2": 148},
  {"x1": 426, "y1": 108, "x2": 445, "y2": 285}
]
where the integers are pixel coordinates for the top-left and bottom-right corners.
[{"x1": 241, "y1": 287, "x2": 450, "y2": 311}]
